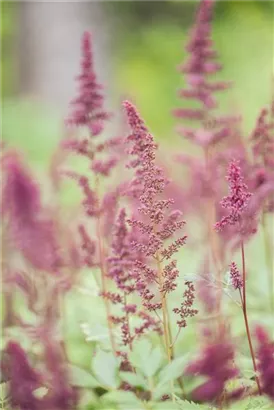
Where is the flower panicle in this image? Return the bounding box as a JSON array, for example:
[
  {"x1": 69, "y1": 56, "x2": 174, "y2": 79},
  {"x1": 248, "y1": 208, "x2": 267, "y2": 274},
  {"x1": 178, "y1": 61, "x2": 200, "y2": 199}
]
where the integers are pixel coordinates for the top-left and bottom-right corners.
[
  {"x1": 123, "y1": 100, "x2": 187, "y2": 313},
  {"x1": 173, "y1": 281, "x2": 198, "y2": 328},
  {"x1": 173, "y1": 0, "x2": 237, "y2": 147},
  {"x1": 104, "y1": 208, "x2": 162, "y2": 349},
  {"x1": 229, "y1": 261, "x2": 243, "y2": 290},
  {"x1": 215, "y1": 159, "x2": 252, "y2": 231},
  {"x1": 66, "y1": 31, "x2": 111, "y2": 134}
]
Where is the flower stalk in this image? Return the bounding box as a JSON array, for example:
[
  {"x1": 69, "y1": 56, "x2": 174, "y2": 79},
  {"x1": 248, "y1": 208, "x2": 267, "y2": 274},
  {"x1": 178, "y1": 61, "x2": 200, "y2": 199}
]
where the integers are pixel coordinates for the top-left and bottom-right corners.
[{"x1": 239, "y1": 242, "x2": 262, "y2": 395}]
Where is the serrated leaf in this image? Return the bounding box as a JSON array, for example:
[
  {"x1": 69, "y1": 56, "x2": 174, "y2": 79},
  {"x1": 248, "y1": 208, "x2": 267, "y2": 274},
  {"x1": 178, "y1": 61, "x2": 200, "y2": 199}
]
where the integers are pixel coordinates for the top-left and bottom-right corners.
[
  {"x1": 175, "y1": 397, "x2": 213, "y2": 410},
  {"x1": 150, "y1": 402, "x2": 180, "y2": 410},
  {"x1": 157, "y1": 354, "x2": 190, "y2": 387},
  {"x1": 0, "y1": 382, "x2": 9, "y2": 407},
  {"x1": 128, "y1": 339, "x2": 164, "y2": 378},
  {"x1": 120, "y1": 372, "x2": 147, "y2": 388},
  {"x1": 92, "y1": 349, "x2": 119, "y2": 389},
  {"x1": 68, "y1": 364, "x2": 99, "y2": 388},
  {"x1": 228, "y1": 396, "x2": 272, "y2": 410}
]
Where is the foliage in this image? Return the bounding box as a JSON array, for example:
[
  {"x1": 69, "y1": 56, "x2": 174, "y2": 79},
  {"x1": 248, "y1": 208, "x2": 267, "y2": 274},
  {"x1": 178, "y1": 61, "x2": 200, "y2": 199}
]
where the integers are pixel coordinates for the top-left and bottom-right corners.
[{"x1": 1, "y1": 1, "x2": 274, "y2": 410}]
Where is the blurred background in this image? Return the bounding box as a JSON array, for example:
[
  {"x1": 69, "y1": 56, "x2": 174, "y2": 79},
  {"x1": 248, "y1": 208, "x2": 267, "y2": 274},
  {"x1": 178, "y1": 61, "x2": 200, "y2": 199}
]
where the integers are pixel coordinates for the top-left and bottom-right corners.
[
  {"x1": 2, "y1": 0, "x2": 273, "y2": 168},
  {"x1": 1, "y1": 0, "x2": 273, "y2": 373}
]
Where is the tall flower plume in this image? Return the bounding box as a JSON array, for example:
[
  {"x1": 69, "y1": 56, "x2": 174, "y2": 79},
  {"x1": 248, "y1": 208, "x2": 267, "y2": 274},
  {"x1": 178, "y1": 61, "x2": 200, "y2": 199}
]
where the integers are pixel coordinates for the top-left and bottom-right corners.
[
  {"x1": 63, "y1": 30, "x2": 123, "y2": 277},
  {"x1": 173, "y1": 0, "x2": 237, "y2": 147},
  {"x1": 123, "y1": 100, "x2": 194, "y2": 345},
  {"x1": 66, "y1": 31, "x2": 111, "y2": 135},
  {"x1": 124, "y1": 101, "x2": 187, "y2": 304}
]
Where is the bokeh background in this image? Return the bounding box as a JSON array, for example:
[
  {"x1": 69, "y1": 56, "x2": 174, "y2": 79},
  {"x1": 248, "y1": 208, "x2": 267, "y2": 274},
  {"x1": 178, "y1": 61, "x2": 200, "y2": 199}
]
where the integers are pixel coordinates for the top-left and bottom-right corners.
[
  {"x1": 1, "y1": 0, "x2": 274, "y2": 371},
  {"x1": 2, "y1": 1, "x2": 274, "y2": 163}
]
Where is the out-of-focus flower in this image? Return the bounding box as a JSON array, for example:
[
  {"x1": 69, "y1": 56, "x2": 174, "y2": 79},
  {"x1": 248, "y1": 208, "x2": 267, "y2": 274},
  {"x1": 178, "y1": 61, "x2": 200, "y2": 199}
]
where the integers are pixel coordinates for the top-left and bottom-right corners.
[
  {"x1": 78, "y1": 224, "x2": 97, "y2": 267},
  {"x1": 2, "y1": 152, "x2": 60, "y2": 272},
  {"x1": 3, "y1": 341, "x2": 43, "y2": 410},
  {"x1": 66, "y1": 31, "x2": 111, "y2": 134},
  {"x1": 250, "y1": 108, "x2": 274, "y2": 169},
  {"x1": 255, "y1": 326, "x2": 274, "y2": 400},
  {"x1": 173, "y1": 0, "x2": 237, "y2": 147},
  {"x1": 249, "y1": 107, "x2": 274, "y2": 213},
  {"x1": 43, "y1": 339, "x2": 77, "y2": 410},
  {"x1": 185, "y1": 338, "x2": 240, "y2": 402}
]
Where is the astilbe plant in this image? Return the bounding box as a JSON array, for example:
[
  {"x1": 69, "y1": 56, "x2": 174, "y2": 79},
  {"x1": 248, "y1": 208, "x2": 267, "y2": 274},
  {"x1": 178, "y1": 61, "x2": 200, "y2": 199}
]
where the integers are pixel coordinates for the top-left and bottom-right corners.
[
  {"x1": 103, "y1": 207, "x2": 162, "y2": 359},
  {"x1": 173, "y1": 0, "x2": 236, "y2": 148},
  {"x1": 249, "y1": 105, "x2": 274, "y2": 311},
  {"x1": 62, "y1": 31, "x2": 124, "y2": 355},
  {"x1": 124, "y1": 100, "x2": 196, "y2": 353},
  {"x1": 215, "y1": 159, "x2": 262, "y2": 394},
  {"x1": 2, "y1": 1, "x2": 274, "y2": 409}
]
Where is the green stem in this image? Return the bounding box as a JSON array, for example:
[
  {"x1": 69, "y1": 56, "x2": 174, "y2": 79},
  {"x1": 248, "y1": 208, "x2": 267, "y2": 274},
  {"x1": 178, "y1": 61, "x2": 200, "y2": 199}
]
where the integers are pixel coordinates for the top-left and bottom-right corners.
[
  {"x1": 262, "y1": 213, "x2": 274, "y2": 312},
  {"x1": 240, "y1": 242, "x2": 262, "y2": 395}
]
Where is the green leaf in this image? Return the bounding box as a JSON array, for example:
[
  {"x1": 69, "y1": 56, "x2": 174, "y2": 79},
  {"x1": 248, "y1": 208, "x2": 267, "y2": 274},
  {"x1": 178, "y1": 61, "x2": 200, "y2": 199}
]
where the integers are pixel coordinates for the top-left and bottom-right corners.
[
  {"x1": 0, "y1": 382, "x2": 9, "y2": 408},
  {"x1": 77, "y1": 390, "x2": 99, "y2": 410},
  {"x1": 68, "y1": 364, "x2": 100, "y2": 388},
  {"x1": 128, "y1": 339, "x2": 164, "y2": 378},
  {"x1": 175, "y1": 397, "x2": 213, "y2": 410},
  {"x1": 157, "y1": 355, "x2": 190, "y2": 387},
  {"x1": 92, "y1": 349, "x2": 119, "y2": 389},
  {"x1": 150, "y1": 402, "x2": 180, "y2": 410},
  {"x1": 120, "y1": 372, "x2": 147, "y2": 389},
  {"x1": 33, "y1": 386, "x2": 48, "y2": 399},
  {"x1": 101, "y1": 390, "x2": 142, "y2": 408},
  {"x1": 81, "y1": 323, "x2": 111, "y2": 343},
  {"x1": 228, "y1": 396, "x2": 272, "y2": 410},
  {"x1": 145, "y1": 345, "x2": 163, "y2": 377}
]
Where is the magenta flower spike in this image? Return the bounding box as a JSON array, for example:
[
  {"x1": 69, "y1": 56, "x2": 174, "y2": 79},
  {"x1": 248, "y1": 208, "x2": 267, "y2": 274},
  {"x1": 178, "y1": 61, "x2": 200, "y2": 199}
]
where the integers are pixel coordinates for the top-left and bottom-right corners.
[
  {"x1": 215, "y1": 159, "x2": 252, "y2": 232},
  {"x1": 2, "y1": 152, "x2": 60, "y2": 272},
  {"x1": 174, "y1": 0, "x2": 236, "y2": 147},
  {"x1": 255, "y1": 326, "x2": 274, "y2": 401},
  {"x1": 66, "y1": 31, "x2": 111, "y2": 135}
]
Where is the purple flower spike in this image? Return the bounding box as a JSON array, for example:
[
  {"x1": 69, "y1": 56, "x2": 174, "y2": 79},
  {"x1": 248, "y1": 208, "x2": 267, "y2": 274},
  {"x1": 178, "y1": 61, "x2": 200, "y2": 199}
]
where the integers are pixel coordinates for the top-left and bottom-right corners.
[
  {"x1": 215, "y1": 159, "x2": 252, "y2": 231},
  {"x1": 2, "y1": 152, "x2": 60, "y2": 272},
  {"x1": 66, "y1": 31, "x2": 111, "y2": 134},
  {"x1": 185, "y1": 339, "x2": 240, "y2": 403},
  {"x1": 255, "y1": 326, "x2": 274, "y2": 400}
]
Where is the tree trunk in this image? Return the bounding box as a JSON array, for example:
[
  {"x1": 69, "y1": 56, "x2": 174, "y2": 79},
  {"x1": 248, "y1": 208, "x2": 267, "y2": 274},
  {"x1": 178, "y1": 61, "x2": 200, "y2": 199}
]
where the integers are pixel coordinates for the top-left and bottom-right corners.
[{"x1": 18, "y1": 2, "x2": 114, "y2": 117}]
